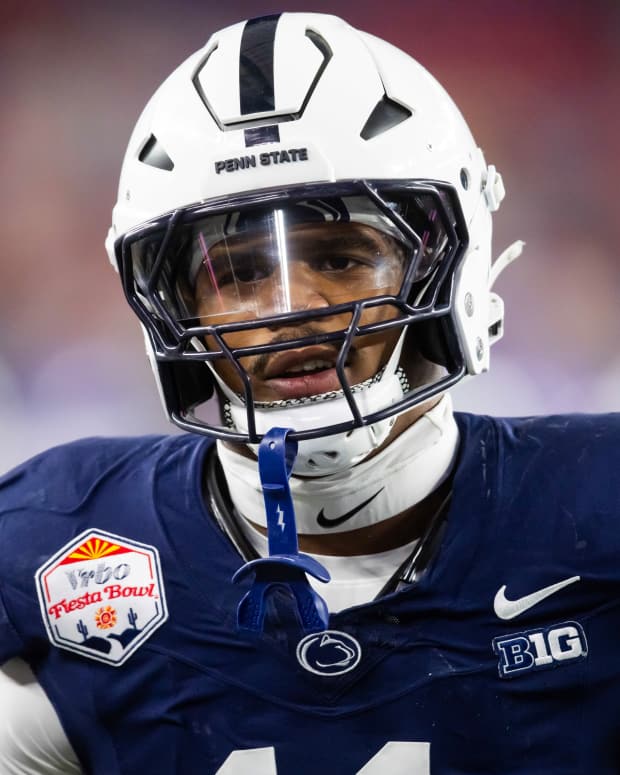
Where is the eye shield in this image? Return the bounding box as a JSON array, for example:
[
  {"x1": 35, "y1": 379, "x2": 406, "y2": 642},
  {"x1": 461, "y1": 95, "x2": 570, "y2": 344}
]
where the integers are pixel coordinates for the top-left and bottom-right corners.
[{"x1": 122, "y1": 184, "x2": 457, "y2": 338}]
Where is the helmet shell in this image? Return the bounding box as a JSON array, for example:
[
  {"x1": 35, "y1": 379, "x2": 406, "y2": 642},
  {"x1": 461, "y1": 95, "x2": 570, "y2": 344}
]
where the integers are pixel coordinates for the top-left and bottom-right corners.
[{"x1": 108, "y1": 12, "x2": 508, "y2": 448}]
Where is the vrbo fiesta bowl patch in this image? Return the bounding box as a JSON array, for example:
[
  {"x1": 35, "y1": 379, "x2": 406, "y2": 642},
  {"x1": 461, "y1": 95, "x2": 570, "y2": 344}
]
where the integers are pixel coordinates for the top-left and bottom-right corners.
[{"x1": 36, "y1": 530, "x2": 168, "y2": 666}]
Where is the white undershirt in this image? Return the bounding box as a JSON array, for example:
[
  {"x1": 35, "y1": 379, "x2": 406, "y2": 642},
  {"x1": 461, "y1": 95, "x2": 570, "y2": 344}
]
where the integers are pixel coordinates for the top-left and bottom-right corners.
[
  {"x1": 236, "y1": 517, "x2": 418, "y2": 612},
  {"x1": 218, "y1": 394, "x2": 459, "y2": 537}
]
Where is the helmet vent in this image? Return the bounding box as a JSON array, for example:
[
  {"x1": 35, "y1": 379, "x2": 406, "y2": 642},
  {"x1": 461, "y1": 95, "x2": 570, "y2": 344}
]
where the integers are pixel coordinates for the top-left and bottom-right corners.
[
  {"x1": 360, "y1": 96, "x2": 412, "y2": 141},
  {"x1": 239, "y1": 14, "x2": 280, "y2": 115},
  {"x1": 138, "y1": 134, "x2": 174, "y2": 171}
]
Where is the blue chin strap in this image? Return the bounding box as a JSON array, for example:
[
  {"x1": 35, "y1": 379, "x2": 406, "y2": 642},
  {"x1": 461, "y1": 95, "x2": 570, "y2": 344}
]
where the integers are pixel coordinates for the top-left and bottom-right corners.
[{"x1": 232, "y1": 427, "x2": 330, "y2": 634}]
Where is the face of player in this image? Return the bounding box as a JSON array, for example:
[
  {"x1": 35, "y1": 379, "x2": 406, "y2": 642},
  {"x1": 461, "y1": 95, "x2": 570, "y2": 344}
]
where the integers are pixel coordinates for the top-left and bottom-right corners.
[{"x1": 193, "y1": 221, "x2": 407, "y2": 403}]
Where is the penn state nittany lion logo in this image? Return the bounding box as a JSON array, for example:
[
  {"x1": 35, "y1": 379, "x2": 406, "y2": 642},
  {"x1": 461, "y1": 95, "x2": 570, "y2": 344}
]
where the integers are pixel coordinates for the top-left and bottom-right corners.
[{"x1": 296, "y1": 630, "x2": 362, "y2": 676}]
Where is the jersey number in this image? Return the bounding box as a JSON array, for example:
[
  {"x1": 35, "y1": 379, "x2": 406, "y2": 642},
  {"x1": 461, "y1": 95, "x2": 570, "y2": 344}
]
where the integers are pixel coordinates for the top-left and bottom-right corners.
[{"x1": 216, "y1": 741, "x2": 430, "y2": 774}]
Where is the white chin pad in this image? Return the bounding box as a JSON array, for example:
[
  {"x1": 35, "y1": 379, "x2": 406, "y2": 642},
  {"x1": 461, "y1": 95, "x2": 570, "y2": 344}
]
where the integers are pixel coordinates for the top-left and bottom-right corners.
[{"x1": 228, "y1": 367, "x2": 406, "y2": 475}]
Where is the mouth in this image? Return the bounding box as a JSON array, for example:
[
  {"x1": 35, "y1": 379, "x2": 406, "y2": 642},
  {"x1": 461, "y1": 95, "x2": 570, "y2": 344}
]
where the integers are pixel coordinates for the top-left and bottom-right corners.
[{"x1": 260, "y1": 347, "x2": 351, "y2": 400}]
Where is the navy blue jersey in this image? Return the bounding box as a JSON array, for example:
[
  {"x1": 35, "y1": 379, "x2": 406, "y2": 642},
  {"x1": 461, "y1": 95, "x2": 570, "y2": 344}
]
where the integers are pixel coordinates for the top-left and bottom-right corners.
[{"x1": 1, "y1": 413, "x2": 620, "y2": 774}]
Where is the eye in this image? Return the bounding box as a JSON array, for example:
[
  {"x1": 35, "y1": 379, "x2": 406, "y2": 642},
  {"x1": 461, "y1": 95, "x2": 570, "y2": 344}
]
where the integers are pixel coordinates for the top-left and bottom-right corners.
[
  {"x1": 316, "y1": 254, "x2": 363, "y2": 272},
  {"x1": 209, "y1": 253, "x2": 274, "y2": 286},
  {"x1": 233, "y1": 264, "x2": 269, "y2": 284}
]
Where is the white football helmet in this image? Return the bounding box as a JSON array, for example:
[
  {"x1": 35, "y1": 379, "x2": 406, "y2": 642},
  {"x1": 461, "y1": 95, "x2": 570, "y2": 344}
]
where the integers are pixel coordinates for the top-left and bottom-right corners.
[{"x1": 106, "y1": 12, "x2": 516, "y2": 474}]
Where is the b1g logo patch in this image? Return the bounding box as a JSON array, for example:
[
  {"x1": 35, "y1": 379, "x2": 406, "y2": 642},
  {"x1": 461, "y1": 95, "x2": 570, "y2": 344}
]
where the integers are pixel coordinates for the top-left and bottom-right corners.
[
  {"x1": 296, "y1": 630, "x2": 361, "y2": 676},
  {"x1": 35, "y1": 530, "x2": 168, "y2": 666},
  {"x1": 493, "y1": 621, "x2": 587, "y2": 679}
]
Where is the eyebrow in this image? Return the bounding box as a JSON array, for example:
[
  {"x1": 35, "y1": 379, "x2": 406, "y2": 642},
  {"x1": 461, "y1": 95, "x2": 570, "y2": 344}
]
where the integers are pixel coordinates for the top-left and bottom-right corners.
[{"x1": 315, "y1": 234, "x2": 387, "y2": 252}]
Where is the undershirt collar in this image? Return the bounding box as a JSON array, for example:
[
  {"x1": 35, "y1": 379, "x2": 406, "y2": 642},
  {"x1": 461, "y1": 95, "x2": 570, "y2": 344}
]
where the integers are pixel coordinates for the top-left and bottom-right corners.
[{"x1": 217, "y1": 394, "x2": 459, "y2": 536}]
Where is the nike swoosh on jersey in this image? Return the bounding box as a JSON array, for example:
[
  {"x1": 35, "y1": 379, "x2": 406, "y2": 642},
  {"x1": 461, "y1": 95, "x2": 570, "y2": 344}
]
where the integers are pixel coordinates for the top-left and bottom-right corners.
[
  {"x1": 316, "y1": 488, "x2": 384, "y2": 528},
  {"x1": 493, "y1": 575, "x2": 581, "y2": 620}
]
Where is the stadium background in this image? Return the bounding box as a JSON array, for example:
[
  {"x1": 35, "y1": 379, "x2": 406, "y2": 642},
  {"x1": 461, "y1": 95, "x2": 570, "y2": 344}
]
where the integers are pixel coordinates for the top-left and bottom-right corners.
[{"x1": 1, "y1": 0, "x2": 618, "y2": 473}]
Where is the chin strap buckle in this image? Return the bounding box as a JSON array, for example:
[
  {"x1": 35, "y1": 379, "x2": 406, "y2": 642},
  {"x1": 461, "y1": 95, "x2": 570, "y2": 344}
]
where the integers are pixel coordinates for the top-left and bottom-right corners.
[{"x1": 232, "y1": 427, "x2": 330, "y2": 634}]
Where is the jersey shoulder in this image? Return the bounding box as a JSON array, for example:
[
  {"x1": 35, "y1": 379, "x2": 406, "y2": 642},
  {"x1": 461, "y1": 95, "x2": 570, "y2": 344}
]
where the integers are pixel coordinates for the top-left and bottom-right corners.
[
  {"x1": 456, "y1": 410, "x2": 620, "y2": 557},
  {"x1": 0, "y1": 434, "x2": 203, "y2": 516},
  {"x1": 498, "y1": 410, "x2": 620, "y2": 446},
  {"x1": 495, "y1": 411, "x2": 620, "y2": 487},
  {"x1": 457, "y1": 410, "x2": 620, "y2": 474},
  {"x1": 0, "y1": 433, "x2": 212, "y2": 590}
]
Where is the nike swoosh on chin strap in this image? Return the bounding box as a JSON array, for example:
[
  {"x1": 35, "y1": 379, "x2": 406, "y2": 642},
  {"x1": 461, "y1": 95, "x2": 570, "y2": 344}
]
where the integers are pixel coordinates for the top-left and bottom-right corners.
[
  {"x1": 493, "y1": 575, "x2": 581, "y2": 620},
  {"x1": 316, "y1": 487, "x2": 385, "y2": 528}
]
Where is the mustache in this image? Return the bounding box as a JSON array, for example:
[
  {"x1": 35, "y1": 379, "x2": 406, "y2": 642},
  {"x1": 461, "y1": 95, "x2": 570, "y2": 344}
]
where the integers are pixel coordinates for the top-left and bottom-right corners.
[{"x1": 249, "y1": 324, "x2": 346, "y2": 377}]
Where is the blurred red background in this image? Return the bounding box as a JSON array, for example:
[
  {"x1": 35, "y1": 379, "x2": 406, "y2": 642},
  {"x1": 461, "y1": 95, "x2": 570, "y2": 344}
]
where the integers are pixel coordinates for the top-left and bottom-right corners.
[{"x1": 1, "y1": 0, "x2": 618, "y2": 472}]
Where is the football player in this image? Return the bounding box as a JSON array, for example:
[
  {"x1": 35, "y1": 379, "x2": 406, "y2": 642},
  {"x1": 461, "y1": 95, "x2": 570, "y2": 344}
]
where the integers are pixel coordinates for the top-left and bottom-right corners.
[{"x1": 1, "y1": 12, "x2": 617, "y2": 774}]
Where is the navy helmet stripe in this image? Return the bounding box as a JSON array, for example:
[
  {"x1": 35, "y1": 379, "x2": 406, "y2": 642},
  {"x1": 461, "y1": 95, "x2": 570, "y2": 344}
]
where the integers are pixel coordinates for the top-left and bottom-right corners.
[{"x1": 239, "y1": 14, "x2": 281, "y2": 116}]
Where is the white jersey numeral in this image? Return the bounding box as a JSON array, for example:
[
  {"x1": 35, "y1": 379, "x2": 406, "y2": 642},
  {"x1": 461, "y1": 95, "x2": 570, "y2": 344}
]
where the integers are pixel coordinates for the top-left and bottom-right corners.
[
  {"x1": 359, "y1": 742, "x2": 430, "y2": 773},
  {"x1": 216, "y1": 747, "x2": 277, "y2": 774},
  {"x1": 215, "y1": 742, "x2": 430, "y2": 774}
]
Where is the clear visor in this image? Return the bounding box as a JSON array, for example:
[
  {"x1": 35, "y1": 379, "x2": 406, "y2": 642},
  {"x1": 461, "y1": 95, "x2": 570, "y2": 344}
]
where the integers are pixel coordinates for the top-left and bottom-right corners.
[{"x1": 129, "y1": 191, "x2": 451, "y2": 329}]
